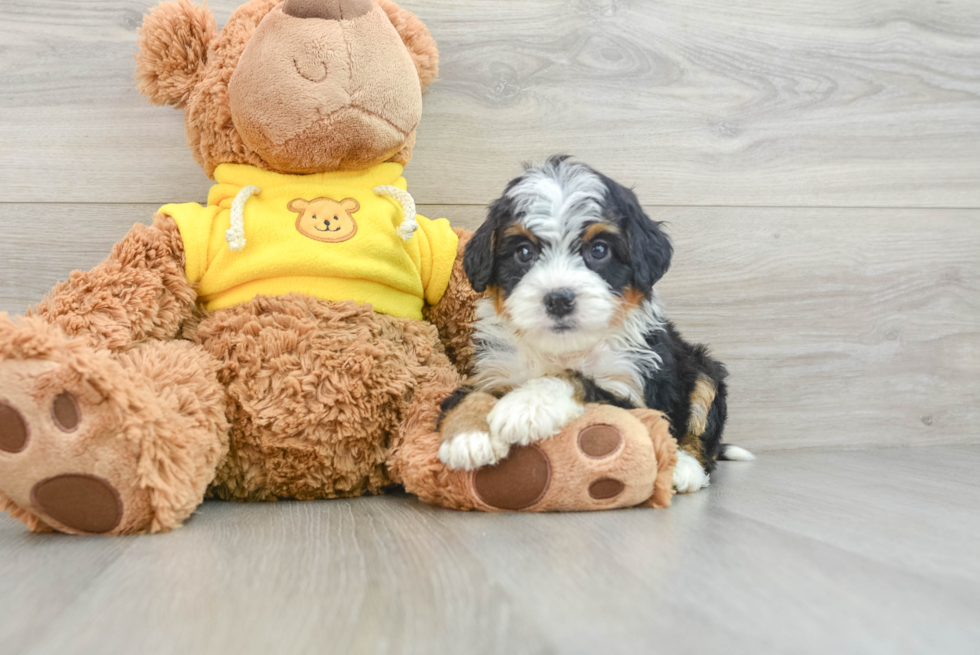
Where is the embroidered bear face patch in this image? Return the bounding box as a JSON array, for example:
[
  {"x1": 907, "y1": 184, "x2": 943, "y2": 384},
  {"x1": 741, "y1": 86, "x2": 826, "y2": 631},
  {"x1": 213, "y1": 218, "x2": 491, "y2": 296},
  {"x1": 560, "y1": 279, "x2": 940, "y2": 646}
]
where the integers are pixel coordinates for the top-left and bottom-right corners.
[{"x1": 288, "y1": 197, "x2": 359, "y2": 243}]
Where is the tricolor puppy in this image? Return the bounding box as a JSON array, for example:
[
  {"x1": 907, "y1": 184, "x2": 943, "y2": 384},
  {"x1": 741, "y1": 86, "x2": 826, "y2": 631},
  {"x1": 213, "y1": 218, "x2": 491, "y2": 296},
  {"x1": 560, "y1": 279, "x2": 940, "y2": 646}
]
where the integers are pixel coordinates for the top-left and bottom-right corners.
[{"x1": 439, "y1": 156, "x2": 752, "y2": 493}]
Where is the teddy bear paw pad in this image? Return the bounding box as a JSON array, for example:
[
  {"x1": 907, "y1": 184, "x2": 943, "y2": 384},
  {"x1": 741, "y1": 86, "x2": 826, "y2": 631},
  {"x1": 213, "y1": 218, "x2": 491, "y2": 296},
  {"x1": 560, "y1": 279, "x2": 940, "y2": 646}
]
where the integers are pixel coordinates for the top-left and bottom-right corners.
[
  {"x1": 0, "y1": 360, "x2": 150, "y2": 534},
  {"x1": 577, "y1": 424, "x2": 623, "y2": 459},
  {"x1": 0, "y1": 402, "x2": 29, "y2": 453},
  {"x1": 489, "y1": 411, "x2": 660, "y2": 512},
  {"x1": 473, "y1": 444, "x2": 552, "y2": 510},
  {"x1": 30, "y1": 474, "x2": 123, "y2": 534}
]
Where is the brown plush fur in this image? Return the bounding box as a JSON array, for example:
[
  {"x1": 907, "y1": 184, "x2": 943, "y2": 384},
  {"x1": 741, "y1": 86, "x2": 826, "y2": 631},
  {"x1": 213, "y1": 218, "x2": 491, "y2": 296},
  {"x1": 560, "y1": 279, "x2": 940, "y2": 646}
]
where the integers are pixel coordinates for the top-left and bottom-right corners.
[
  {"x1": 29, "y1": 217, "x2": 193, "y2": 351},
  {"x1": 423, "y1": 230, "x2": 483, "y2": 374},
  {"x1": 0, "y1": 316, "x2": 227, "y2": 533},
  {"x1": 376, "y1": 0, "x2": 438, "y2": 91},
  {"x1": 136, "y1": 0, "x2": 218, "y2": 108},
  {"x1": 189, "y1": 294, "x2": 460, "y2": 501},
  {"x1": 633, "y1": 410, "x2": 679, "y2": 509},
  {"x1": 136, "y1": 0, "x2": 439, "y2": 177}
]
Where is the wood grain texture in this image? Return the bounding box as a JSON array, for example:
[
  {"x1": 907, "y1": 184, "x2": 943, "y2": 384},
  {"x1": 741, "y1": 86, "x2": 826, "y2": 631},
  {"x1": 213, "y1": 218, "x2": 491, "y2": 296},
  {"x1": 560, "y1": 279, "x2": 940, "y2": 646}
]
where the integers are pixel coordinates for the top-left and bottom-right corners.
[
  {"x1": 1, "y1": 447, "x2": 978, "y2": 655},
  {"x1": 3, "y1": 203, "x2": 975, "y2": 452},
  {"x1": 1, "y1": 0, "x2": 979, "y2": 206}
]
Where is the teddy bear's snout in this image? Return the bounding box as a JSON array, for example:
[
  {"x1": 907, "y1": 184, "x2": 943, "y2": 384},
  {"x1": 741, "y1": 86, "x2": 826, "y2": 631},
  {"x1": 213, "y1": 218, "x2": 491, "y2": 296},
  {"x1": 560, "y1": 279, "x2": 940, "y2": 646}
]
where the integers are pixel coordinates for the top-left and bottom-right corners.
[{"x1": 283, "y1": 0, "x2": 372, "y2": 21}]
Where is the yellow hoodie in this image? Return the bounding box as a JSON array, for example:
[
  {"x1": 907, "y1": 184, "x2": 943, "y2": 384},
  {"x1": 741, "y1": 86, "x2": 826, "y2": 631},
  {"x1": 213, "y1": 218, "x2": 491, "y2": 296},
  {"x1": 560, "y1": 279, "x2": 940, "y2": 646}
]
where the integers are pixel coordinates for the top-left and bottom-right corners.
[{"x1": 158, "y1": 163, "x2": 458, "y2": 320}]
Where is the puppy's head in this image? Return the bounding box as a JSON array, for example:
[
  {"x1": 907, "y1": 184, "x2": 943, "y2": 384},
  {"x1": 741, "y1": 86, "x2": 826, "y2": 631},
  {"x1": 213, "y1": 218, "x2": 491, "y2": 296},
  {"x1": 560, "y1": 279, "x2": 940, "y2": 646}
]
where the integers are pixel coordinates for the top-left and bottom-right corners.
[{"x1": 465, "y1": 155, "x2": 672, "y2": 353}]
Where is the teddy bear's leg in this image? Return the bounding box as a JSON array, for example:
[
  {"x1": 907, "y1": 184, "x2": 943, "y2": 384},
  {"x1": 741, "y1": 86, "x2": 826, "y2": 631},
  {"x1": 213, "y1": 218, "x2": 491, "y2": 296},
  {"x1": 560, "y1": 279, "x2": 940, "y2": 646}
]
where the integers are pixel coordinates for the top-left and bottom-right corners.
[
  {"x1": 385, "y1": 340, "x2": 466, "y2": 509},
  {"x1": 394, "y1": 400, "x2": 678, "y2": 512},
  {"x1": 188, "y1": 295, "x2": 459, "y2": 502},
  {"x1": 0, "y1": 323, "x2": 229, "y2": 534},
  {"x1": 0, "y1": 216, "x2": 228, "y2": 534}
]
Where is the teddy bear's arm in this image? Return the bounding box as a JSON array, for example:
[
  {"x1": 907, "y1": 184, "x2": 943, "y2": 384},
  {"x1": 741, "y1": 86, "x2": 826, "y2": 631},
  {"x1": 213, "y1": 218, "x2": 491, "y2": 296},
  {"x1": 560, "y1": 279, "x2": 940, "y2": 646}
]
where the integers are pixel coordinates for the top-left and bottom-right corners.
[
  {"x1": 423, "y1": 228, "x2": 483, "y2": 375},
  {"x1": 27, "y1": 215, "x2": 196, "y2": 352}
]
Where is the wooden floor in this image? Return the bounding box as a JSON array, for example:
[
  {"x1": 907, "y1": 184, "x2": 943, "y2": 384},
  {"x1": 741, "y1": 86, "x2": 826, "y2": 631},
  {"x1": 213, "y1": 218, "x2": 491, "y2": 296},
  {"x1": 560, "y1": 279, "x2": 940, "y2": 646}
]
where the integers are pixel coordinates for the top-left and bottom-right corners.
[
  {"x1": 1, "y1": 0, "x2": 979, "y2": 652},
  {"x1": 0, "y1": 446, "x2": 977, "y2": 655}
]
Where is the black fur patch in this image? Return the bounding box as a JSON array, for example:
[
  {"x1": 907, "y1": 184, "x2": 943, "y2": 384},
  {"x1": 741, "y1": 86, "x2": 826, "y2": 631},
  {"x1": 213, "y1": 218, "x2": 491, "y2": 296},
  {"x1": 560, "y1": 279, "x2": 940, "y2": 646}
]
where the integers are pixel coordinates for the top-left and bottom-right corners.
[
  {"x1": 437, "y1": 385, "x2": 475, "y2": 428},
  {"x1": 595, "y1": 172, "x2": 673, "y2": 295}
]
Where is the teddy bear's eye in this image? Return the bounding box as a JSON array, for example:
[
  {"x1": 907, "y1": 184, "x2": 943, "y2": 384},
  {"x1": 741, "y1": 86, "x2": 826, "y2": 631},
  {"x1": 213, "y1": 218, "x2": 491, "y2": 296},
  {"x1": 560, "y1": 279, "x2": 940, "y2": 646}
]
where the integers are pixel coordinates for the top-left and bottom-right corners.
[{"x1": 334, "y1": 216, "x2": 338, "y2": 221}]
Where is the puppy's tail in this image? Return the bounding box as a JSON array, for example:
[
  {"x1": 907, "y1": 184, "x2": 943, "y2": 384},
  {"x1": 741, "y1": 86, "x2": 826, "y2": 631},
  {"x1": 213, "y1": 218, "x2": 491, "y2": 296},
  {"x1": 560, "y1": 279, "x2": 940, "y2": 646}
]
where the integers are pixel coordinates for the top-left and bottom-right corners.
[{"x1": 719, "y1": 444, "x2": 755, "y2": 461}]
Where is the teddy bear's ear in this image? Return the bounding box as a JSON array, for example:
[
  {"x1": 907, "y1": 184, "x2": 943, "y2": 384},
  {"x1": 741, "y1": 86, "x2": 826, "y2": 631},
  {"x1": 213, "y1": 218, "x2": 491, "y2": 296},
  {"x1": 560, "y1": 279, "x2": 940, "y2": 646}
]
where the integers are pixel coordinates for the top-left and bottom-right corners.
[
  {"x1": 135, "y1": 0, "x2": 217, "y2": 108},
  {"x1": 375, "y1": 0, "x2": 439, "y2": 91}
]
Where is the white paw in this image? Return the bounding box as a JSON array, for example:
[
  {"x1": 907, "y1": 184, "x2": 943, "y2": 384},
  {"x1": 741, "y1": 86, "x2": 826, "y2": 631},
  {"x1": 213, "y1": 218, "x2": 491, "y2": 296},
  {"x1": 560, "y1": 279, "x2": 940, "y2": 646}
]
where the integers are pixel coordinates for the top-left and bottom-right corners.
[
  {"x1": 673, "y1": 451, "x2": 710, "y2": 494},
  {"x1": 438, "y1": 431, "x2": 510, "y2": 471},
  {"x1": 487, "y1": 377, "x2": 586, "y2": 447}
]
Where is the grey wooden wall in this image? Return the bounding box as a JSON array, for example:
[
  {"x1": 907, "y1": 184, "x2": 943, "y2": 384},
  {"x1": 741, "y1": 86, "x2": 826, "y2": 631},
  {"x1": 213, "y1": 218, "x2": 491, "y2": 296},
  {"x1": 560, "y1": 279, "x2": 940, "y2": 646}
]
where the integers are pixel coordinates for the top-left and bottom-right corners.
[{"x1": 1, "y1": 0, "x2": 978, "y2": 452}]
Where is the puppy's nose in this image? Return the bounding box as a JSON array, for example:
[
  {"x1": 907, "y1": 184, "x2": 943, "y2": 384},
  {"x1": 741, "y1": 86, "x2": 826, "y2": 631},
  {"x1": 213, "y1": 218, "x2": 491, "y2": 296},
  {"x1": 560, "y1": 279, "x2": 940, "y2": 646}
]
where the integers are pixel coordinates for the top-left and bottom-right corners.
[
  {"x1": 283, "y1": 0, "x2": 372, "y2": 20},
  {"x1": 544, "y1": 289, "x2": 576, "y2": 318}
]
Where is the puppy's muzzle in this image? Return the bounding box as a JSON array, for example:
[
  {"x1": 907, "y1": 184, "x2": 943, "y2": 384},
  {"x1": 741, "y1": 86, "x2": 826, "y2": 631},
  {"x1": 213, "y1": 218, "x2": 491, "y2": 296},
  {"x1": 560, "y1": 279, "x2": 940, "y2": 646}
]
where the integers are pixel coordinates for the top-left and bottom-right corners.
[{"x1": 544, "y1": 289, "x2": 576, "y2": 319}]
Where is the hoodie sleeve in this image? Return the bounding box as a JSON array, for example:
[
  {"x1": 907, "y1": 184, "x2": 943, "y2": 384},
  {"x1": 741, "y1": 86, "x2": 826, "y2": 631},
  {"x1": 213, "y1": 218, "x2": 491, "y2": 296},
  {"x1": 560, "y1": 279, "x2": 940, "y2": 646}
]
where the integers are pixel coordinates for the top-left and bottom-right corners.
[
  {"x1": 414, "y1": 214, "x2": 460, "y2": 306},
  {"x1": 157, "y1": 202, "x2": 221, "y2": 286}
]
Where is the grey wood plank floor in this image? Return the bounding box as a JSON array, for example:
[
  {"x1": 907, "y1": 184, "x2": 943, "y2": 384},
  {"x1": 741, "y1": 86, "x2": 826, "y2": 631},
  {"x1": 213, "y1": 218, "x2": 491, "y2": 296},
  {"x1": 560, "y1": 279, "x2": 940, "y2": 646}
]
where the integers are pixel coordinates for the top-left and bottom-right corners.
[{"x1": 1, "y1": 446, "x2": 978, "y2": 655}]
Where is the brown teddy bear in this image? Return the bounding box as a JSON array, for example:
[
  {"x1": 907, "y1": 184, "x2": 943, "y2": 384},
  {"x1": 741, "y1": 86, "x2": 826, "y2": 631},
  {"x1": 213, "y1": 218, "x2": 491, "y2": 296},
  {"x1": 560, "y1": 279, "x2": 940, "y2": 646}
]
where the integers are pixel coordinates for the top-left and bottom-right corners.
[{"x1": 0, "y1": 0, "x2": 675, "y2": 535}]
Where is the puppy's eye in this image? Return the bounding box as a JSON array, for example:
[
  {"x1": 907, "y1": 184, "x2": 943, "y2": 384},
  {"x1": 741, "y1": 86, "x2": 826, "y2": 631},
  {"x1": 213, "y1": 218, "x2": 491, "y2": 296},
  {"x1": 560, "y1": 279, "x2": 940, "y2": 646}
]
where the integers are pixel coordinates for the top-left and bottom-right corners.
[
  {"x1": 515, "y1": 245, "x2": 536, "y2": 264},
  {"x1": 588, "y1": 241, "x2": 609, "y2": 261}
]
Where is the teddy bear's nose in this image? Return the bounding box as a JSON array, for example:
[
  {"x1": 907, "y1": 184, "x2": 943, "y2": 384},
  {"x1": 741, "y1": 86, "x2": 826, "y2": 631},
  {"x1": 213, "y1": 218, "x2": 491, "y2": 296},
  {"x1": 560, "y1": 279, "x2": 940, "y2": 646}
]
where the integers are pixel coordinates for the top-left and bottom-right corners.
[{"x1": 282, "y1": 0, "x2": 372, "y2": 20}]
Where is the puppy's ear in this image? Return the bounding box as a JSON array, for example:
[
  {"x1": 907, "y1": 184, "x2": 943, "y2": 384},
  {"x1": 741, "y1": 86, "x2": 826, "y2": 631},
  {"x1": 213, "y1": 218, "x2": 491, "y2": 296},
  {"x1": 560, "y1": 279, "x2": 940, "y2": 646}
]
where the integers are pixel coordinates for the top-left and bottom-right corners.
[
  {"x1": 465, "y1": 193, "x2": 516, "y2": 293},
  {"x1": 463, "y1": 216, "x2": 497, "y2": 294},
  {"x1": 604, "y1": 177, "x2": 672, "y2": 291},
  {"x1": 376, "y1": 0, "x2": 439, "y2": 91},
  {"x1": 629, "y1": 211, "x2": 672, "y2": 291},
  {"x1": 136, "y1": 0, "x2": 217, "y2": 108}
]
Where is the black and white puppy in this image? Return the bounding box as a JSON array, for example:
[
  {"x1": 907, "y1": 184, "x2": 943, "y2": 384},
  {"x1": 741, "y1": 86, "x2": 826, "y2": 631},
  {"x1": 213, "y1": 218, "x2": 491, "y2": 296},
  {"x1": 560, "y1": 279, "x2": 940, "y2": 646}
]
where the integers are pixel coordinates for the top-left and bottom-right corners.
[{"x1": 439, "y1": 156, "x2": 752, "y2": 492}]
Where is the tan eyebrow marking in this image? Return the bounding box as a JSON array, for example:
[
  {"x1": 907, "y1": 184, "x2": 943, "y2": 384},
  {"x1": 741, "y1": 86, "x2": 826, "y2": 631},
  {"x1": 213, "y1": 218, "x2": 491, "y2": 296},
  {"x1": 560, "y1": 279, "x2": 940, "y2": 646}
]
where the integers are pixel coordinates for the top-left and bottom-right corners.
[
  {"x1": 582, "y1": 222, "x2": 620, "y2": 242},
  {"x1": 503, "y1": 224, "x2": 539, "y2": 244}
]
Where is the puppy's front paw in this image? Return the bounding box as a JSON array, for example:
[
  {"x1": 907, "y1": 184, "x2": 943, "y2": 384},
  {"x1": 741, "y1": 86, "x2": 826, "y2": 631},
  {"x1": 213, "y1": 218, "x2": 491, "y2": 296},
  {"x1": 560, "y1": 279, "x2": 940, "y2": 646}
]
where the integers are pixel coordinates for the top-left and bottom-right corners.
[
  {"x1": 673, "y1": 451, "x2": 710, "y2": 494},
  {"x1": 487, "y1": 377, "x2": 586, "y2": 448},
  {"x1": 439, "y1": 431, "x2": 510, "y2": 471}
]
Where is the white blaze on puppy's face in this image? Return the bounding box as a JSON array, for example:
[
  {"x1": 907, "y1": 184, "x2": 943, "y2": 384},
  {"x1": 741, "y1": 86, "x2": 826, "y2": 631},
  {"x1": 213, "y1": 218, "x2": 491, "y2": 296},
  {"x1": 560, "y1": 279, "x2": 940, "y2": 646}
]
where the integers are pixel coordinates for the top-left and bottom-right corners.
[
  {"x1": 503, "y1": 252, "x2": 619, "y2": 353},
  {"x1": 503, "y1": 159, "x2": 619, "y2": 352},
  {"x1": 466, "y1": 156, "x2": 670, "y2": 405}
]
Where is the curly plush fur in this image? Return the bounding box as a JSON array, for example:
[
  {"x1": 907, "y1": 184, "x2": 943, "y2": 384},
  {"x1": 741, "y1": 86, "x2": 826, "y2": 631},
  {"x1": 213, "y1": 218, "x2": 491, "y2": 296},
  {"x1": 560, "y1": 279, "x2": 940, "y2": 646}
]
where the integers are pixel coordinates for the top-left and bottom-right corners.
[
  {"x1": 0, "y1": 0, "x2": 466, "y2": 534},
  {"x1": 0, "y1": 0, "x2": 673, "y2": 534}
]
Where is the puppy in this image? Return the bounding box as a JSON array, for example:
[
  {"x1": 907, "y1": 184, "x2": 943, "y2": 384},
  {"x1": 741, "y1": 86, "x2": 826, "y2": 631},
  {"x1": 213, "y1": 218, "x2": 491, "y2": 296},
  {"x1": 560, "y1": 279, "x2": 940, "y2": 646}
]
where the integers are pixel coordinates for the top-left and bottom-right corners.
[{"x1": 439, "y1": 156, "x2": 752, "y2": 493}]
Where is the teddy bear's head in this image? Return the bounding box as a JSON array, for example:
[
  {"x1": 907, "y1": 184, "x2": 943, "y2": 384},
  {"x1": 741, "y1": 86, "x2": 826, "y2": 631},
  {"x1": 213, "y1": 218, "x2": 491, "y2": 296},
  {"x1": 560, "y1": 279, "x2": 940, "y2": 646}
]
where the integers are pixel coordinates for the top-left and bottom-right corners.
[{"x1": 135, "y1": 0, "x2": 438, "y2": 176}]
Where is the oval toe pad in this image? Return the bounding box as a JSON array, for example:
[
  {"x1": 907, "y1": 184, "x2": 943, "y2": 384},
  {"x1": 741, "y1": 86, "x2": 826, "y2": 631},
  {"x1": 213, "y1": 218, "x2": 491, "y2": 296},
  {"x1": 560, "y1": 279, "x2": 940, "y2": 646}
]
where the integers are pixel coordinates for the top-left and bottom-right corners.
[
  {"x1": 31, "y1": 474, "x2": 123, "y2": 534},
  {"x1": 473, "y1": 445, "x2": 552, "y2": 511}
]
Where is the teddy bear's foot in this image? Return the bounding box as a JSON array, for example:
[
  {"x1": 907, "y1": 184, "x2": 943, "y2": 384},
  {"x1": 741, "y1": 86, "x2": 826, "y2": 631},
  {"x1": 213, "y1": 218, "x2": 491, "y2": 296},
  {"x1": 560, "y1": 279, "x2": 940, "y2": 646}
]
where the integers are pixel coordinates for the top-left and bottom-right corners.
[
  {"x1": 0, "y1": 318, "x2": 228, "y2": 534},
  {"x1": 399, "y1": 405, "x2": 678, "y2": 512},
  {"x1": 0, "y1": 357, "x2": 155, "y2": 534},
  {"x1": 471, "y1": 407, "x2": 675, "y2": 512}
]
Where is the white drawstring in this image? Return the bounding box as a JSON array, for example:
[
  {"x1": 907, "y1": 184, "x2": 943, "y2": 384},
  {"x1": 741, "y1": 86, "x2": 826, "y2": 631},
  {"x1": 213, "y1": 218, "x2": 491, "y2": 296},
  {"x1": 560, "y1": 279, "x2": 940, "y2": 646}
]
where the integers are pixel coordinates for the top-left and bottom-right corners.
[
  {"x1": 226, "y1": 185, "x2": 261, "y2": 251},
  {"x1": 373, "y1": 185, "x2": 418, "y2": 241}
]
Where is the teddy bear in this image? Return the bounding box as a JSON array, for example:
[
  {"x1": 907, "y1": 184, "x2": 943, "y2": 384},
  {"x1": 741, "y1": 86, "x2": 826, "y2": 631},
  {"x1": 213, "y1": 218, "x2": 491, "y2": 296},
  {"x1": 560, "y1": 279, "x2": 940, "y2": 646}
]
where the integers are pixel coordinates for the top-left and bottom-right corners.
[{"x1": 0, "y1": 0, "x2": 676, "y2": 536}]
